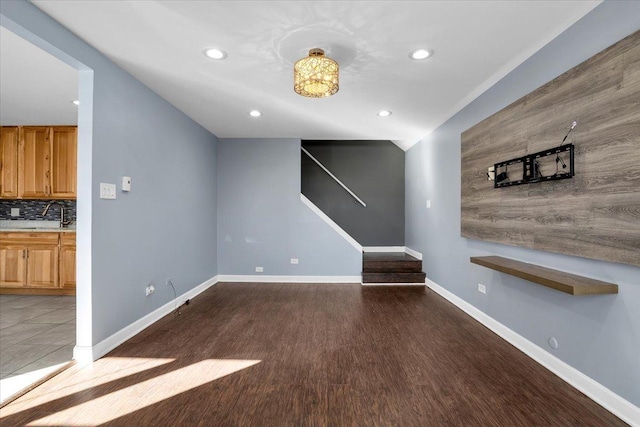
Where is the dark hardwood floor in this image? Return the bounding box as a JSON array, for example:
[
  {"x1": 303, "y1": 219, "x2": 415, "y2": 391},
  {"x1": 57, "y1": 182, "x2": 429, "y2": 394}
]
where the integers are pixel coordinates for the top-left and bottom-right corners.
[{"x1": 0, "y1": 283, "x2": 625, "y2": 426}]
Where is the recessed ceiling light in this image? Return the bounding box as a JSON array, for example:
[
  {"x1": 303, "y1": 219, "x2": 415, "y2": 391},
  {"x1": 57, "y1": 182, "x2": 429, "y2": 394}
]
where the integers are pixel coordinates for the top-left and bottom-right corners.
[
  {"x1": 409, "y1": 48, "x2": 434, "y2": 60},
  {"x1": 249, "y1": 110, "x2": 262, "y2": 117},
  {"x1": 203, "y1": 48, "x2": 227, "y2": 60},
  {"x1": 72, "y1": 100, "x2": 79, "y2": 106},
  {"x1": 377, "y1": 110, "x2": 392, "y2": 117}
]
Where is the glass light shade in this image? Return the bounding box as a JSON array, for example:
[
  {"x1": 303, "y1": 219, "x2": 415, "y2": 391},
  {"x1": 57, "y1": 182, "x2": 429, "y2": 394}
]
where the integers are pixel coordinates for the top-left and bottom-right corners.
[{"x1": 294, "y1": 48, "x2": 339, "y2": 98}]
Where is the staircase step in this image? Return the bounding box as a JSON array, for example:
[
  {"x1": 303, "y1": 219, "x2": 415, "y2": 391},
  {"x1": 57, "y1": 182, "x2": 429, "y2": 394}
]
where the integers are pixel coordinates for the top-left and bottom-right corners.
[
  {"x1": 363, "y1": 260, "x2": 422, "y2": 272},
  {"x1": 362, "y1": 252, "x2": 426, "y2": 284},
  {"x1": 362, "y1": 252, "x2": 423, "y2": 272},
  {"x1": 362, "y1": 272, "x2": 426, "y2": 283}
]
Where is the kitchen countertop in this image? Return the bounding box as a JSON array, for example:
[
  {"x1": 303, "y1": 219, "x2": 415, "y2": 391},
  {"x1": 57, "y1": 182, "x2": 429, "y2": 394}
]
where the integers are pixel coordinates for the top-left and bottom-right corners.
[
  {"x1": 0, "y1": 228, "x2": 76, "y2": 233},
  {"x1": 0, "y1": 220, "x2": 76, "y2": 233}
]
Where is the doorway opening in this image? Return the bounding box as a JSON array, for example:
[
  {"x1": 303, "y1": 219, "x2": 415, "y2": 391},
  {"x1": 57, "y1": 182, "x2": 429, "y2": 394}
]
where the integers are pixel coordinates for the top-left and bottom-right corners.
[{"x1": 0, "y1": 22, "x2": 92, "y2": 405}]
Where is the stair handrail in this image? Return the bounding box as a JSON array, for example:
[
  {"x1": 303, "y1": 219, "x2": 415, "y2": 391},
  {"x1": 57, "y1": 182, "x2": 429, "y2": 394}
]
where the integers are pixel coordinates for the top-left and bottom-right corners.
[{"x1": 301, "y1": 147, "x2": 367, "y2": 207}]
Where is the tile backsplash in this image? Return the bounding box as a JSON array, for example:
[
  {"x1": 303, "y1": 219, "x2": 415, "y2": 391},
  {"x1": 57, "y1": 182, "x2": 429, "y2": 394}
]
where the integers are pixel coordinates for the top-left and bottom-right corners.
[{"x1": 0, "y1": 199, "x2": 76, "y2": 222}]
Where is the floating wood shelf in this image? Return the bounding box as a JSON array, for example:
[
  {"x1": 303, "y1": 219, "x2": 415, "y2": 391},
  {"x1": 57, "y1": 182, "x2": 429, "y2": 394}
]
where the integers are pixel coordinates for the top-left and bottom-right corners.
[{"x1": 470, "y1": 256, "x2": 618, "y2": 296}]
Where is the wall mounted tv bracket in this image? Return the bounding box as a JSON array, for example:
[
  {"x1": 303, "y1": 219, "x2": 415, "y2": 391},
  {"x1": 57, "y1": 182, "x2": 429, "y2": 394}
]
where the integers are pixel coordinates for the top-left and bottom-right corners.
[{"x1": 494, "y1": 144, "x2": 574, "y2": 188}]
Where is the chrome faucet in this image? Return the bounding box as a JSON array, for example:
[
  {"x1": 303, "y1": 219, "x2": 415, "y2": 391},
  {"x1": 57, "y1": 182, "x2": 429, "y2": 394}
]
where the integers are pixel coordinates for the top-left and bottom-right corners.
[{"x1": 42, "y1": 201, "x2": 70, "y2": 228}]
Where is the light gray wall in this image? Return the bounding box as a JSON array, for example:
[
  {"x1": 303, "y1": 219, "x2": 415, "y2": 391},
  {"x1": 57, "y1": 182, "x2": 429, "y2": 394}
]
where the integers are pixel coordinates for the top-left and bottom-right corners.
[
  {"x1": 406, "y1": 0, "x2": 640, "y2": 407},
  {"x1": 301, "y1": 140, "x2": 404, "y2": 246},
  {"x1": 217, "y1": 138, "x2": 361, "y2": 276},
  {"x1": 1, "y1": 0, "x2": 219, "y2": 347}
]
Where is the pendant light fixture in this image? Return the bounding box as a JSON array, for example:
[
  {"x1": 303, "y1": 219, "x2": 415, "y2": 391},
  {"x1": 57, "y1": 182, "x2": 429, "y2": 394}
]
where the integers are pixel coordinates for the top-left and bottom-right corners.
[{"x1": 294, "y1": 48, "x2": 339, "y2": 98}]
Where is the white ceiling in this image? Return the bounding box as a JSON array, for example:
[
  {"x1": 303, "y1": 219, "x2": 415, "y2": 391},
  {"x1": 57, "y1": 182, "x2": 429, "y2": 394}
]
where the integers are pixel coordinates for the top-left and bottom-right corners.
[
  {"x1": 0, "y1": 26, "x2": 78, "y2": 126},
  {"x1": 25, "y1": 1, "x2": 600, "y2": 150}
]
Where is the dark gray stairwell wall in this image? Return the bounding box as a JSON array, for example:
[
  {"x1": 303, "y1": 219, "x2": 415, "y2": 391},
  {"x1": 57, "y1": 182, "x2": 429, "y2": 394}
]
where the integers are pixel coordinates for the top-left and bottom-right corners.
[{"x1": 301, "y1": 140, "x2": 404, "y2": 246}]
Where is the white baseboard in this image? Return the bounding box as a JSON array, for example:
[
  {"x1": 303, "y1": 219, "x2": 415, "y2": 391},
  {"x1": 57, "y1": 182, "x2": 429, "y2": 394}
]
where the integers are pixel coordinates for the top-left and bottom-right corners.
[
  {"x1": 218, "y1": 275, "x2": 361, "y2": 284},
  {"x1": 300, "y1": 194, "x2": 363, "y2": 252},
  {"x1": 404, "y1": 246, "x2": 423, "y2": 260},
  {"x1": 425, "y1": 277, "x2": 640, "y2": 427},
  {"x1": 363, "y1": 246, "x2": 406, "y2": 252},
  {"x1": 75, "y1": 275, "x2": 219, "y2": 364},
  {"x1": 72, "y1": 346, "x2": 93, "y2": 366}
]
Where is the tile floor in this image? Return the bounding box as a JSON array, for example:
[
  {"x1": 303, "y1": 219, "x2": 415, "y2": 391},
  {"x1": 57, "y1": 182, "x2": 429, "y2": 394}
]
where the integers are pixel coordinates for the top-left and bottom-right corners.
[{"x1": 0, "y1": 295, "x2": 75, "y2": 393}]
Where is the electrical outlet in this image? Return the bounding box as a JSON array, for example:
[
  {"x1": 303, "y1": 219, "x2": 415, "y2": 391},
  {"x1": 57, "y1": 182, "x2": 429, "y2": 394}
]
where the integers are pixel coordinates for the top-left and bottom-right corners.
[
  {"x1": 487, "y1": 166, "x2": 495, "y2": 181},
  {"x1": 10, "y1": 208, "x2": 20, "y2": 217},
  {"x1": 478, "y1": 283, "x2": 487, "y2": 294},
  {"x1": 426, "y1": 200, "x2": 431, "y2": 209},
  {"x1": 145, "y1": 283, "x2": 155, "y2": 296},
  {"x1": 291, "y1": 258, "x2": 299, "y2": 264},
  {"x1": 255, "y1": 266, "x2": 263, "y2": 273}
]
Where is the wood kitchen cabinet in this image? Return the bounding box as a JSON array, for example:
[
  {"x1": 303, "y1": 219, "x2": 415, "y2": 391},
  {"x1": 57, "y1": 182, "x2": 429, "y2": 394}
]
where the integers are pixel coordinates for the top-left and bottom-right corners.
[
  {"x1": 51, "y1": 126, "x2": 77, "y2": 198},
  {"x1": 26, "y1": 245, "x2": 59, "y2": 289},
  {"x1": 0, "y1": 125, "x2": 77, "y2": 199},
  {"x1": 59, "y1": 233, "x2": 76, "y2": 290},
  {"x1": 19, "y1": 126, "x2": 51, "y2": 198},
  {"x1": 0, "y1": 245, "x2": 26, "y2": 288},
  {"x1": 0, "y1": 126, "x2": 19, "y2": 198},
  {"x1": 0, "y1": 232, "x2": 74, "y2": 295}
]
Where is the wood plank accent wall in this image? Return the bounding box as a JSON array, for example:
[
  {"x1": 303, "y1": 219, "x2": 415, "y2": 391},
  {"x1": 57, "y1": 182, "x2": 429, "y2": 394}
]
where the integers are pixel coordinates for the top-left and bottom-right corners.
[{"x1": 461, "y1": 30, "x2": 640, "y2": 267}]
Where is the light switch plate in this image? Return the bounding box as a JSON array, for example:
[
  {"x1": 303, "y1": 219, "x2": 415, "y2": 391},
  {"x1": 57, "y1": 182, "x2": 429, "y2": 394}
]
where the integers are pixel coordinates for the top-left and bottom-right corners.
[
  {"x1": 291, "y1": 258, "x2": 299, "y2": 264},
  {"x1": 100, "y1": 183, "x2": 117, "y2": 199},
  {"x1": 426, "y1": 200, "x2": 431, "y2": 209},
  {"x1": 10, "y1": 208, "x2": 20, "y2": 217}
]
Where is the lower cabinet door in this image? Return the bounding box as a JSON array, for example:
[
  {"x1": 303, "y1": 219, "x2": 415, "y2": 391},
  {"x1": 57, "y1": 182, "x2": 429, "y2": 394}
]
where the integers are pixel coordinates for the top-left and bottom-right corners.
[
  {"x1": 60, "y1": 246, "x2": 76, "y2": 290},
  {"x1": 0, "y1": 246, "x2": 26, "y2": 287},
  {"x1": 26, "y1": 246, "x2": 59, "y2": 288}
]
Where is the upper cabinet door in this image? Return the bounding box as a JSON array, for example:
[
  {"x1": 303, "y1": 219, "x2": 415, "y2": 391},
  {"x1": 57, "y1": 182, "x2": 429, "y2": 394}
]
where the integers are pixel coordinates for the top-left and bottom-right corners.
[
  {"x1": 51, "y1": 126, "x2": 77, "y2": 199},
  {"x1": 19, "y1": 126, "x2": 51, "y2": 198},
  {"x1": 0, "y1": 127, "x2": 19, "y2": 198}
]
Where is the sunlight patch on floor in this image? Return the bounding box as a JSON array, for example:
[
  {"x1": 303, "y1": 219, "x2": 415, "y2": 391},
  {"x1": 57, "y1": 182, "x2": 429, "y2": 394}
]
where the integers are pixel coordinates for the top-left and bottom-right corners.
[
  {"x1": 26, "y1": 359, "x2": 261, "y2": 426},
  {"x1": 0, "y1": 363, "x2": 69, "y2": 403},
  {"x1": 0, "y1": 357, "x2": 175, "y2": 416}
]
